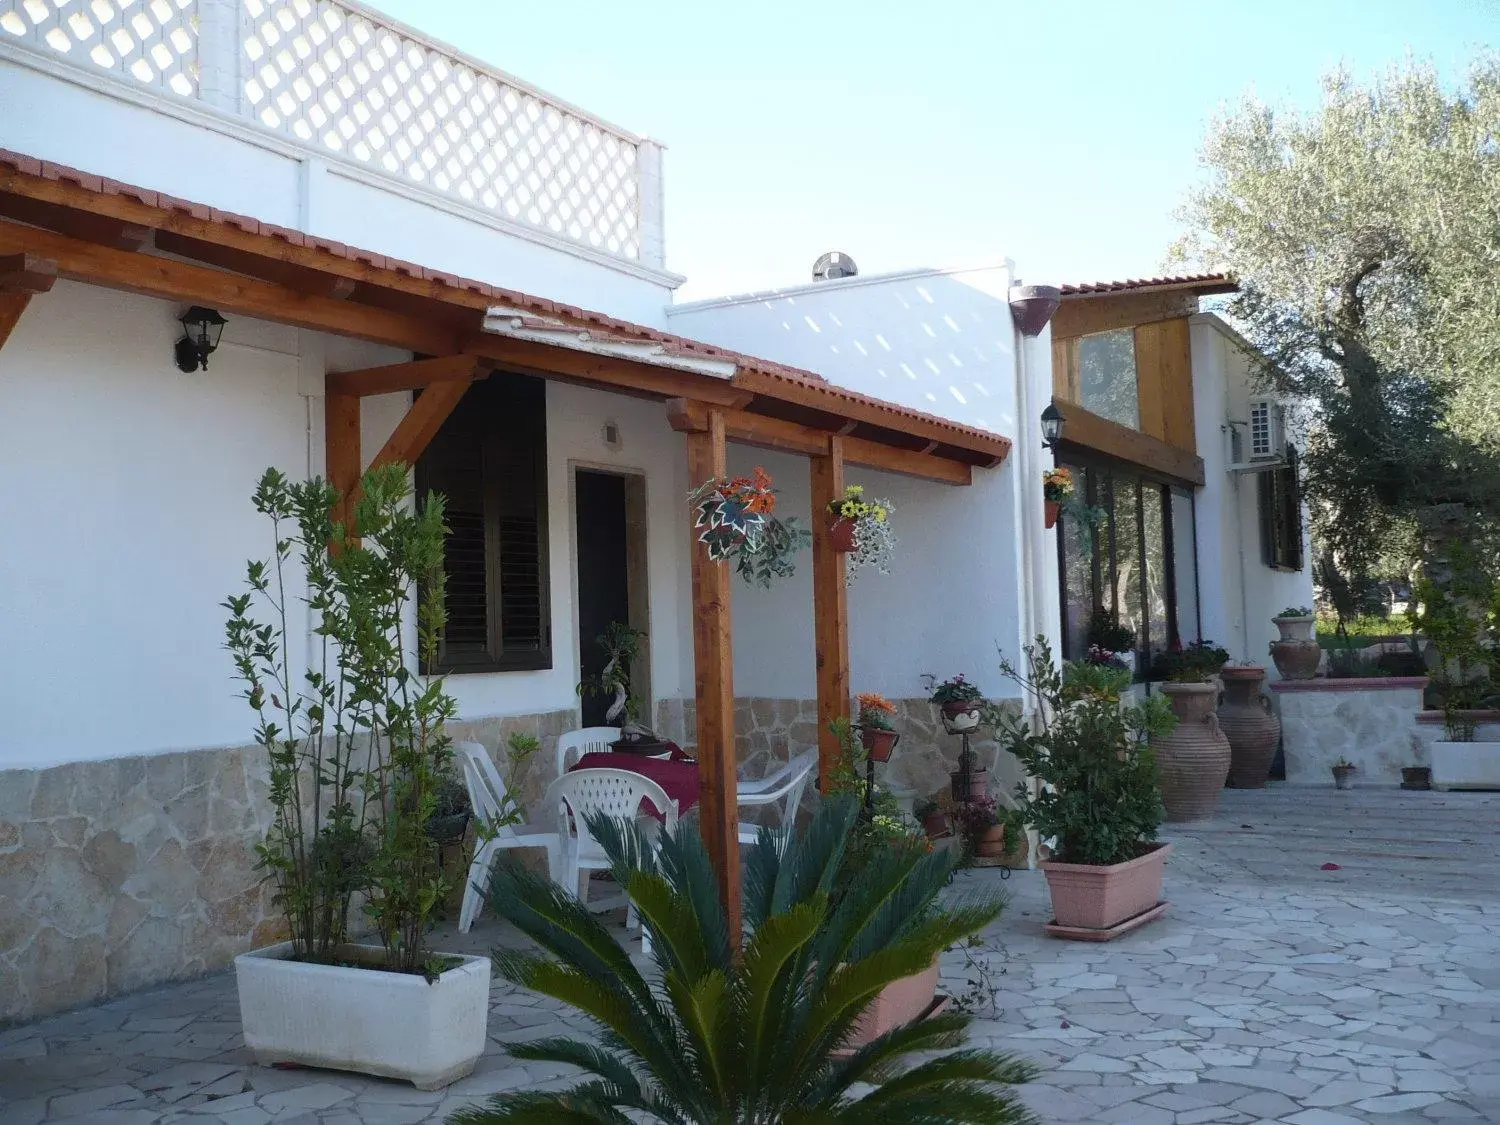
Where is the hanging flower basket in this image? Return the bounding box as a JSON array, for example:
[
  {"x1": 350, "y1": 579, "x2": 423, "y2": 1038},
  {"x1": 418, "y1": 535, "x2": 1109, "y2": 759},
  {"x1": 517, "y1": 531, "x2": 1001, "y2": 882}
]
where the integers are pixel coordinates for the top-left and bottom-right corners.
[
  {"x1": 688, "y1": 468, "x2": 810, "y2": 587},
  {"x1": 826, "y1": 485, "x2": 896, "y2": 583},
  {"x1": 1043, "y1": 467, "x2": 1074, "y2": 530},
  {"x1": 857, "y1": 692, "x2": 900, "y2": 762}
]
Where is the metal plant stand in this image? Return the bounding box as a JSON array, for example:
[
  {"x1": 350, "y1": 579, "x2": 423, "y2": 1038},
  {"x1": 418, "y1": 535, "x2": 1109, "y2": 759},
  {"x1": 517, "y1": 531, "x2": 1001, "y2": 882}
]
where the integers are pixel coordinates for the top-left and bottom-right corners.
[{"x1": 950, "y1": 726, "x2": 1009, "y2": 880}]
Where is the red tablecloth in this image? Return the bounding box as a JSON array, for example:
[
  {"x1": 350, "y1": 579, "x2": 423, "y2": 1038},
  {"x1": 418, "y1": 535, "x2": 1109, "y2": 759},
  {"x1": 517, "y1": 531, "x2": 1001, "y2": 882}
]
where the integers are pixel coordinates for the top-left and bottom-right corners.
[{"x1": 571, "y1": 751, "x2": 700, "y2": 818}]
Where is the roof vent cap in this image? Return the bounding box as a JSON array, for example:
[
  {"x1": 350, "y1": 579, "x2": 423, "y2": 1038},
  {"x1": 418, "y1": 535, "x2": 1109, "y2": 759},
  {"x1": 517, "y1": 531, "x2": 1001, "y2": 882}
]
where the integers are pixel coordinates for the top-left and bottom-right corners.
[{"x1": 812, "y1": 251, "x2": 858, "y2": 282}]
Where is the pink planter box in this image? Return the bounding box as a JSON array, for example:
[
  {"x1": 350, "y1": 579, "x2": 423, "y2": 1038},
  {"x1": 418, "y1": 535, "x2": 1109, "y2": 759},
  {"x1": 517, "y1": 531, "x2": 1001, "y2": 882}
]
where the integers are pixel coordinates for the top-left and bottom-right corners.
[
  {"x1": 846, "y1": 961, "x2": 940, "y2": 1047},
  {"x1": 1040, "y1": 842, "x2": 1171, "y2": 931}
]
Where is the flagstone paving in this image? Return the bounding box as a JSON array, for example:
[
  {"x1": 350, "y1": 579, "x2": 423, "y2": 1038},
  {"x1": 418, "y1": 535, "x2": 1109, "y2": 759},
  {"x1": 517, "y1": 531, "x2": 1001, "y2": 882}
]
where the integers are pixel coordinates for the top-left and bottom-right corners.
[{"x1": 2, "y1": 786, "x2": 1499, "y2": 1124}]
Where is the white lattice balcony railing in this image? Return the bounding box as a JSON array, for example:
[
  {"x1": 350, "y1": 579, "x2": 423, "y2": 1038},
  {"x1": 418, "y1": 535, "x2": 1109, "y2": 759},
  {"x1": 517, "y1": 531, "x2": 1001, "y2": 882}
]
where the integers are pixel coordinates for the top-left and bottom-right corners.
[{"x1": 0, "y1": 0, "x2": 659, "y2": 265}]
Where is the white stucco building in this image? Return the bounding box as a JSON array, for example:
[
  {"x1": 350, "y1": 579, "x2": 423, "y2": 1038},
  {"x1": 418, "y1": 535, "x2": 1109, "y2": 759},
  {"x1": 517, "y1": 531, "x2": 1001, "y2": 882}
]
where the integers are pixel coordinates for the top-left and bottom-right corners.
[{"x1": 0, "y1": 0, "x2": 1310, "y2": 1024}]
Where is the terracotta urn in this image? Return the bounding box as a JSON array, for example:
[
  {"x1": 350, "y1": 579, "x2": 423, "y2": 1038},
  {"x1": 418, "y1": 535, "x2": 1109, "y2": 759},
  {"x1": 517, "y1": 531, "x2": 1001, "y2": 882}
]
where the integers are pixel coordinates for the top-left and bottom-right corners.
[
  {"x1": 1269, "y1": 639, "x2": 1321, "y2": 680},
  {"x1": 860, "y1": 726, "x2": 898, "y2": 762},
  {"x1": 1151, "y1": 682, "x2": 1231, "y2": 822},
  {"x1": 828, "y1": 514, "x2": 857, "y2": 552},
  {"x1": 1218, "y1": 665, "x2": 1281, "y2": 788}
]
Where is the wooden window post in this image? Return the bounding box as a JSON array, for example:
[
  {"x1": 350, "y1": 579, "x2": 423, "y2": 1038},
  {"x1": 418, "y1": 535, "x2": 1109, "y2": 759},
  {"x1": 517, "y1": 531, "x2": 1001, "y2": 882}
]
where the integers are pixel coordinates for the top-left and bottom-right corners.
[
  {"x1": 684, "y1": 406, "x2": 742, "y2": 944},
  {"x1": 325, "y1": 390, "x2": 360, "y2": 532},
  {"x1": 810, "y1": 436, "x2": 850, "y2": 792}
]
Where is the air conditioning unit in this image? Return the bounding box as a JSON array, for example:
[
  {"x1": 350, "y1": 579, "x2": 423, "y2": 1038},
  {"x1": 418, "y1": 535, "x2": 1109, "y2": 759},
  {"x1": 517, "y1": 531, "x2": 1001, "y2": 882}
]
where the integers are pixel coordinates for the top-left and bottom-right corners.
[{"x1": 1227, "y1": 399, "x2": 1287, "y2": 473}]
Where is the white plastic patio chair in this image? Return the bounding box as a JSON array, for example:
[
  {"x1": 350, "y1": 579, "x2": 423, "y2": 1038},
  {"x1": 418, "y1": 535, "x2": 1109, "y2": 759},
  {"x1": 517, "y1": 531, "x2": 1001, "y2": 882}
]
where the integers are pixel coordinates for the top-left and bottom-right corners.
[
  {"x1": 544, "y1": 767, "x2": 677, "y2": 904},
  {"x1": 456, "y1": 741, "x2": 564, "y2": 933},
  {"x1": 736, "y1": 749, "x2": 817, "y2": 846},
  {"x1": 554, "y1": 726, "x2": 620, "y2": 778}
]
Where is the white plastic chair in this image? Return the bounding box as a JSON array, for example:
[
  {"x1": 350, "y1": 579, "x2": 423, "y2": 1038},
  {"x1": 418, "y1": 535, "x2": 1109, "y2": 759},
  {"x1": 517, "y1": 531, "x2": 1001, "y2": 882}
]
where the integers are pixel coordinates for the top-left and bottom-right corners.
[
  {"x1": 555, "y1": 726, "x2": 621, "y2": 778},
  {"x1": 544, "y1": 767, "x2": 677, "y2": 903},
  {"x1": 736, "y1": 749, "x2": 817, "y2": 845},
  {"x1": 456, "y1": 741, "x2": 563, "y2": 933}
]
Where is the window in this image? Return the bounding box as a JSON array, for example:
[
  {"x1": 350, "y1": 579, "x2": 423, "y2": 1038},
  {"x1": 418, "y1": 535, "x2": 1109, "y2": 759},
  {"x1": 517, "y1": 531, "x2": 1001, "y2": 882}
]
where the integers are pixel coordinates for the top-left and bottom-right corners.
[
  {"x1": 1064, "y1": 329, "x2": 1139, "y2": 429},
  {"x1": 1259, "y1": 446, "x2": 1304, "y2": 571},
  {"x1": 415, "y1": 372, "x2": 551, "y2": 672},
  {"x1": 1057, "y1": 460, "x2": 1197, "y2": 667}
]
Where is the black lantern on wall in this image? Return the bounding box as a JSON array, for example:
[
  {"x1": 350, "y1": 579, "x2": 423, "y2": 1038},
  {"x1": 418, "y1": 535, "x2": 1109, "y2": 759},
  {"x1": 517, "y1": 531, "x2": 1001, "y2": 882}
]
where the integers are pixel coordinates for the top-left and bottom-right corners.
[
  {"x1": 1040, "y1": 403, "x2": 1065, "y2": 449},
  {"x1": 175, "y1": 306, "x2": 227, "y2": 373}
]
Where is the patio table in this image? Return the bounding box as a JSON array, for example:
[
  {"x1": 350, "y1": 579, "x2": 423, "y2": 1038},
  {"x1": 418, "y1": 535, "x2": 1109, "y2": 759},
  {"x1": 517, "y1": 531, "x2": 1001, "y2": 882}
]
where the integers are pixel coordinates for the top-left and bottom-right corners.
[{"x1": 570, "y1": 751, "x2": 700, "y2": 819}]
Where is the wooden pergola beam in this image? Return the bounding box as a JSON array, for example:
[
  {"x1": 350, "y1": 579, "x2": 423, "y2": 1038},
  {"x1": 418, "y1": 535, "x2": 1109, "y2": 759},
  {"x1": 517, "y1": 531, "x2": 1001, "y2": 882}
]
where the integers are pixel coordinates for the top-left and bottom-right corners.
[
  {"x1": 810, "y1": 437, "x2": 850, "y2": 793},
  {"x1": 0, "y1": 218, "x2": 459, "y2": 356},
  {"x1": 667, "y1": 399, "x2": 973, "y2": 486},
  {"x1": 325, "y1": 390, "x2": 361, "y2": 532},
  {"x1": 326, "y1": 355, "x2": 487, "y2": 398},
  {"x1": 729, "y1": 368, "x2": 1010, "y2": 467},
  {"x1": 685, "y1": 406, "x2": 742, "y2": 945},
  {"x1": 0, "y1": 293, "x2": 33, "y2": 351},
  {"x1": 0, "y1": 252, "x2": 57, "y2": 293},
  {"x1": 368, "y1": 379, "x2": 471, "y2": 476},
  {"x1": 0, "y1": 191, "x2": 151, "y2": 251}
]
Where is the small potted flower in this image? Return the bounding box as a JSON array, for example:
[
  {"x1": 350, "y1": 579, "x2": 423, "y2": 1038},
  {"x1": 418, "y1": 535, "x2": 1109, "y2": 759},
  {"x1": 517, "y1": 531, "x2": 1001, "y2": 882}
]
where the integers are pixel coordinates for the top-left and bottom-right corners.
[
  {"x1": 1332, "y1": 757, "x2": 1356, "y2": 790},
  {"x1": 930, "y1": 673, "x2": 985, "y2": 733},
  {"x1": 914, "y1": 797, "x2": 949, "y2": 839},
  {"x1": 1043, "y1": 467, "x2": 1074, "y2": 529},
  {"x1": 856, "y1": 692, "x2": 899, "y2": 761},
  {"x1": 1273, "y1": 606, "x2": 1317, "y2": 643},
  {"x1": 954, "y1": 794, "x2": 1006, "y2": 860},
  {"x1": 1085, "y1": 607, "x2": 1137, "y2": 673},
  {"x1": 827, "y1": 484, "x2": 896, "y2": 582}
]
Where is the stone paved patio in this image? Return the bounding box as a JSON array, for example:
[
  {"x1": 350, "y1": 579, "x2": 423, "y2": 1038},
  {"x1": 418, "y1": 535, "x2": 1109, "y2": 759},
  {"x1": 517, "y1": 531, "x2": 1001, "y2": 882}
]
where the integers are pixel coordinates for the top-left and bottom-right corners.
[{"x1": 3, "y1": 786, "x2": 1499, "y2": 1124}]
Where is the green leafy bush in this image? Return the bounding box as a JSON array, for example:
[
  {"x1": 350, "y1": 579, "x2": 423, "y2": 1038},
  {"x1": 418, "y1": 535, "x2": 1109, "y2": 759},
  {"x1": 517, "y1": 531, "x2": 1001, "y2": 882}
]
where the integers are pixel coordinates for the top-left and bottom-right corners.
[{"x1": 997, "y1": 638, "x2": 1174, "y2": 866}]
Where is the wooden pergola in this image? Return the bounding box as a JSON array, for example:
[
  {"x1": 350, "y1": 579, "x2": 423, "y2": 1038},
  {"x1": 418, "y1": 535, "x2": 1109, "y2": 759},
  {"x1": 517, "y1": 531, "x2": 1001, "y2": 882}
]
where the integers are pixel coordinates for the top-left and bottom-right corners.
[{"x1": 0, "y1": 148, "x2": 1013, "y2": 933}]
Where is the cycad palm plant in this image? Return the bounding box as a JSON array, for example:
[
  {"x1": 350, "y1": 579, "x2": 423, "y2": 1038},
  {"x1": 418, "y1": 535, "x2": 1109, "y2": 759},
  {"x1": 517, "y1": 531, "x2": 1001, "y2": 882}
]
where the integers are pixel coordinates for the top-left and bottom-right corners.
[{"x1": 450, "y1": 794, "x2": 1036, "y2": 1124}]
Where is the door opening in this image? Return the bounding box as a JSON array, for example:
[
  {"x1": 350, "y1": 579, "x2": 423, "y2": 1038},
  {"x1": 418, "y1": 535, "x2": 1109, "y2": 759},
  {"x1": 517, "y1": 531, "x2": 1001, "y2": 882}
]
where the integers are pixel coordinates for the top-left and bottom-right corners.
[{"x1": 574, "y1": 469, "x2": 649, "y2": 727}]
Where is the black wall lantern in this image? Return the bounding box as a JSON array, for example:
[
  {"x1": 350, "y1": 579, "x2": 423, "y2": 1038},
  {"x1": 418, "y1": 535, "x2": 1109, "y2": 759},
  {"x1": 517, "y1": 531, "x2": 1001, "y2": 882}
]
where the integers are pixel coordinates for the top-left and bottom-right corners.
[
  {"x1": 1040, "y1": 402, "x2": 1065, "y2": 449},
  {"x1": 175, "y1": 306, "x2": 227, "y2": 373}
]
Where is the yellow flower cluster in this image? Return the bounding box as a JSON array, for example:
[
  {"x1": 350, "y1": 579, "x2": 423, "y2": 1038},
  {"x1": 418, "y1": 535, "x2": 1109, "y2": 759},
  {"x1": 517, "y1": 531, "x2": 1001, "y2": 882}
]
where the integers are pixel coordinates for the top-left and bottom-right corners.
[{"x1": 831, "y1": 484, "x2": 889, "y2": 522}]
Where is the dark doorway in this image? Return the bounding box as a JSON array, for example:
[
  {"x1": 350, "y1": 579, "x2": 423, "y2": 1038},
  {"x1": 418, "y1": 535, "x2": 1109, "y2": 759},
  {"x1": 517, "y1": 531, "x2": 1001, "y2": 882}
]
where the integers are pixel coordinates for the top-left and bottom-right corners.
[{"x1": 575, "y1": 470, "x2": 632, "y2": 727}]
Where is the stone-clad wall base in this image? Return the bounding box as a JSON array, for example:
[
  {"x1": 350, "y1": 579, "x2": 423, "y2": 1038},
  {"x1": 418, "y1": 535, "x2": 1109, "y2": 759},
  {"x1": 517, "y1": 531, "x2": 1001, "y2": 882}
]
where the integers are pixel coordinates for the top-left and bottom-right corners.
[
  {"x1": 0, "y1": 708, "x2": 578, "y2": 1028},
  {"x1": 655, "y1": 696, "x2": 1026, "y2": 813},
  {"x1": 1272, "y1": 680, "x2": 1427, "y2": 785}
]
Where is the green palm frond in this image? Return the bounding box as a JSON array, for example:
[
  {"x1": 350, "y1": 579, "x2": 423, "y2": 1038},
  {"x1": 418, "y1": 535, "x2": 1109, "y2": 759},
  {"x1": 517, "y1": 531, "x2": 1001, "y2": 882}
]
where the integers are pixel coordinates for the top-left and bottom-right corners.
[{"x1": 459, "y1": 791, "x2": 1034, "y2": 1125}]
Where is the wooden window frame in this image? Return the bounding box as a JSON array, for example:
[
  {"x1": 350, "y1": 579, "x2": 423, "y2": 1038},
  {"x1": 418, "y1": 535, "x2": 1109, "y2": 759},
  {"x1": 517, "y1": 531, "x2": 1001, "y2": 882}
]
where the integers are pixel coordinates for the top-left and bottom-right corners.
[
  {"x1": 417, "y1": 372, "x2": 552, "y2": 675},
  {"x1": 1258, "y1": 447, "x2": 1304, "y2": 573}
]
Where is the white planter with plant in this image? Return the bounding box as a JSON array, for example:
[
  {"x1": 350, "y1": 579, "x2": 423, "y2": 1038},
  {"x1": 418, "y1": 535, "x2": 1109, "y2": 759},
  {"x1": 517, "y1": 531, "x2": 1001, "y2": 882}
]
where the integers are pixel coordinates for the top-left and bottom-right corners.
[
  {"x1": 225, "y1": 466, "x2": 489, "y2": 1088},
  {"x1": 1273, "y1": 607, "x2": 1317, "y2": 643}
]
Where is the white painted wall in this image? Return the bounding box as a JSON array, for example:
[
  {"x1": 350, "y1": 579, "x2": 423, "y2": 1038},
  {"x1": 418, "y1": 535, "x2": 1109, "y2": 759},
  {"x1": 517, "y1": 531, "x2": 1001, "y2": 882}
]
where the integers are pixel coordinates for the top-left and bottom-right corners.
[
  {"x1": 1191, "y1": 313, "x2": 1314, "y2": 672},
  {"x1": 0, "y1": 282, "x2": 696, "y2": 769},
  {"x1": 671, "y1": 264, "x2": 1046, "y2": 702},
  {"x1": 0, "y1": 54, "x2": 678, "y2": 325}
]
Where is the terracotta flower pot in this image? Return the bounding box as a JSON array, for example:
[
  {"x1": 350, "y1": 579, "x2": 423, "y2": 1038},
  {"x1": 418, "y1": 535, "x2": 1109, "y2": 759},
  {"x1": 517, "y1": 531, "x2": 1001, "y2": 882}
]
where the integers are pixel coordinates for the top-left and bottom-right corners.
[
  {"x1": 1332, "y1": 765, "x2": 1355, "y2": 790},
  {"x1": 1151, "y1": 682, "x2": 1230, "y2": 822},
  {"x1": 921, "y1": 810, "x2": 949, "y2": 838},
  {"x1": 951, "y1": 765, "x2": 989, "y2": 802},
  {"x1": 974, "y1": 824, "x2": 1006, "y2": 857},
  {"x1": 1401, "y1": 766, "x2": 1431, "y2": 791},
  {"x1": 1040, "y1": 843, "x2": 1171, "y2": 933},
  {"x1": 1218, "y1": 666, "x2": 1281, "y2": 789},
  {"x1": 1044, "y1": 500, "x2": 1060, "y2": 529},
  {"x1": 828, "y1": 514, "x2": 857, "y2": 552},
  {"x1": 1269, "y1": 639, "x2": 1321, "y2": 681},
  {"x1": 860, "y1": 726, "x2": 898, "y2": 762},
  {"x1": 846, "y1": 961, "x2": 939, "y2": 1047}
]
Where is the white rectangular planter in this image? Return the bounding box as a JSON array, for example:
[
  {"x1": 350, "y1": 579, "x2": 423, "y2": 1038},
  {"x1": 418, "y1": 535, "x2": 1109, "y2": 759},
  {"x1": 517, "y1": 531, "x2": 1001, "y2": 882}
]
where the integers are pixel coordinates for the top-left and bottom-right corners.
[
  {"x1": 235, "y1": 942, "x2": 490, "y2": 1089},
  {"x1": 1430, "y1": 741, "x2": 1500, "y2": 791}
]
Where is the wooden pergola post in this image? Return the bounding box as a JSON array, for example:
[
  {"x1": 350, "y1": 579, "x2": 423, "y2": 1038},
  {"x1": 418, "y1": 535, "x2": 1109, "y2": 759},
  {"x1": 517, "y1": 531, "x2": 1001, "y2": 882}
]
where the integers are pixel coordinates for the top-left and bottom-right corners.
[
  {"x1": 684, "y1": 406, "x2": 742, "y2": 943},
  {"x1": 810, "y1": 436, "x2": 850, "y2": 792}
]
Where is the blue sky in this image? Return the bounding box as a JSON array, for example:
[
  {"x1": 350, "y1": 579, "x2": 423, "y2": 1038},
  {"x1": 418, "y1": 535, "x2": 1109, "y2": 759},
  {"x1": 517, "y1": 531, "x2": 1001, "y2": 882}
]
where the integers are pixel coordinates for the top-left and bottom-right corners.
[{"x1": 371, "y1": 0, "x2": 1494, "y2": 300}]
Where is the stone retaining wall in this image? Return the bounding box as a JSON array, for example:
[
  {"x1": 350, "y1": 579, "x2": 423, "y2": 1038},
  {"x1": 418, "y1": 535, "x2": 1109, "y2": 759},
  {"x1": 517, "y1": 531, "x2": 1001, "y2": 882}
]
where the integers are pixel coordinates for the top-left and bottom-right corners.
[{"x1": 1272, "y1": 678, "x2": 1428, "y2": 785}]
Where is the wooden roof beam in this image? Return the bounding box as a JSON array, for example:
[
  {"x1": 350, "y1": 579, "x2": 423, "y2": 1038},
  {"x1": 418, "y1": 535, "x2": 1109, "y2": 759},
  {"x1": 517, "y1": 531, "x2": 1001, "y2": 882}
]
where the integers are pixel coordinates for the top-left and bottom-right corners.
[
  {"x1": 667, "y1": 399, "x2": 972, "y2": 485},
  {"x1": 326, "y1": 355, "x2": 488, "y2": 398},
  {"x1": 0, "y1": 252, "x2": 57, "y2": 293},
  {"x1": 729, "y1": 368, "x2": 1010, "y2": 467},
  {"x1": 0, "y1": 218, "x2": 459, "y2": 355},
  {"x1": 0, "y1": 191, "x2": 150, "y2": 251}
]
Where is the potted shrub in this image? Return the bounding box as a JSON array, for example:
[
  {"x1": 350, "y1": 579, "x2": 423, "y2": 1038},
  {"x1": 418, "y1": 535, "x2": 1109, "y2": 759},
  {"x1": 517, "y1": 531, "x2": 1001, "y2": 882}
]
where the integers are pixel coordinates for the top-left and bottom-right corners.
[
  {"x1": 1270, "y1": 606, "x2": 1321, "y2": 680},
  {"x1": 1332, "y1": 758, "x2": 1357, "y2": 790},
  {"x1": 855, "y1": 692, "x2": 899, "y2": 762},
  {"x1": 826, "y1": 484, "x2": 897, "y2": 582},
  {"x1": 689, "y1": 466, "x2": 811, "y2": 587},
  {"x1": 953, "y1": 794, "x2": 1006, "y2": 861},
  {"x1": 1086, "y1": 607, "x2": 1137, "y2": 673},
  {"x1": 1147, "y1": 640, "x2": 1232, "y2": 821},
  {"x1": 225, "y1": 465, "x2": 489, "y2": 1090},
  {"x1": 998, "y1": 639, "x2": 1176, "y2": 939},
  {"x1": 1043, "y1": 466, "x2": 1074, "y2": 529},
  {"x1": 930, "y1": 673, "x2": 985, "y2": 732},
  {"x1": 914, "y1": 798, "x2": 949, "y2": 839},
  {"x1": 425, "y1": 773, "x2": 472, "y2": 845}
]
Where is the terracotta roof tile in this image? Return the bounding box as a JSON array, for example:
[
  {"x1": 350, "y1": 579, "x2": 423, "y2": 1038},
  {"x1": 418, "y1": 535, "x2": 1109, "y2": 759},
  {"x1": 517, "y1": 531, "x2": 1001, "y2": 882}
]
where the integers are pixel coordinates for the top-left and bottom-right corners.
[
  {"x1": 0, "y1": 146, "x2": 1010, "y2": 455},
  {"x1": 1059, "y1": 273, "x2": 1235, "y2": 296}
]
